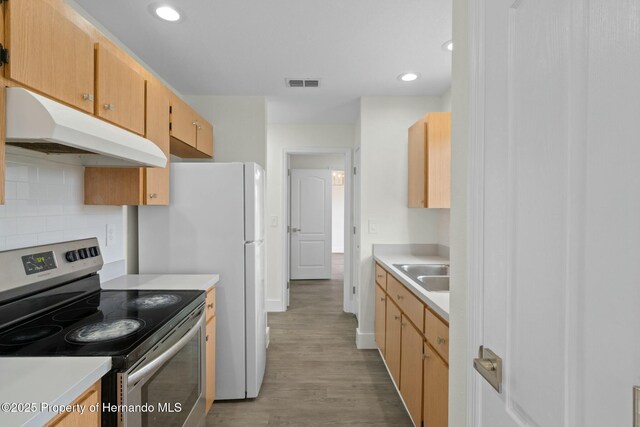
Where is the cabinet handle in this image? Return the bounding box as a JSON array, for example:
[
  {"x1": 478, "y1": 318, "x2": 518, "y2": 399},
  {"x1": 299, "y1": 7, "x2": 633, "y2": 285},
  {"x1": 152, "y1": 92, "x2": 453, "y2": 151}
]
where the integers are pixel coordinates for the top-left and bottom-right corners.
[
  {"x1": 103, "y1": 103, "x2": 115, "y2": 111},
  {"x1": 82, "y1": 93, "x2": 94, "y2": 102},
  {"x1": 437, "y1": 337, "x2": 447, "y2": 345},
  {"x1": 207, "y1": 303, "x2": 214, "y2": 309},
  {"x1": 149, "y1": 193, "x2": 158, "y2": 199},
  {"x1": 397, "y1": 294, "x2": 403, "y2": 300},
  {"x1": 394, "y1": 315, "x2": 400, "y2": 321}
]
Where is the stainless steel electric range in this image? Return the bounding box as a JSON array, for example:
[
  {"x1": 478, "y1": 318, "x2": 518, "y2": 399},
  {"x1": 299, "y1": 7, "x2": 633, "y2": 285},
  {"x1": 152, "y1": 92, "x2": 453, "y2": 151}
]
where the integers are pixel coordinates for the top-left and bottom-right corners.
[{"x1": 0, "y1": 238, "x2": 207, "y2": 427}]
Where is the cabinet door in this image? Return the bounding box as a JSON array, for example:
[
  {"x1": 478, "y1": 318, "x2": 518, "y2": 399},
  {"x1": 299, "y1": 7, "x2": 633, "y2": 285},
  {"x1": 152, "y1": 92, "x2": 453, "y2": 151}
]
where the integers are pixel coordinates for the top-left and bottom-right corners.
[
  {"x1": 425, "y1": 112, "x2": 451, "y2": 208},
  {"x1": 196, "y1": 118, "x2": 214, "y2": 157},
  {"x1": 95, "y1": 44, "x2": 145, "y2": 135},
  {"x1": 423, "y1": 343, "x2": 448, "y2": 427},
  {"x1": 206, "y1": 316, "x2": 216, "y2": 414},
  {"x1": 7, "y1": 0, "x2": 95, "y2": 113},
  {"x1": 385, "y1": 301, "x2": 402, "y2": 386},
  {"x1": 375, "y1": 284, "x2": 386, "y2": 356},
  {"x1": 46, "y1": 380, "x2": 101, "y2": 427},
  {"x1": 408, "y1": 117, "x2": 427, "y2": 208},
  {"x1": 144, "y1": 79, "x2": 170, "y2": 205},
  {"x1": 170, "y1": 95, "x2": 197, "y2": 149},
  {"x1": 400, "y1": 317, "x2": 424, "y2": 426}
]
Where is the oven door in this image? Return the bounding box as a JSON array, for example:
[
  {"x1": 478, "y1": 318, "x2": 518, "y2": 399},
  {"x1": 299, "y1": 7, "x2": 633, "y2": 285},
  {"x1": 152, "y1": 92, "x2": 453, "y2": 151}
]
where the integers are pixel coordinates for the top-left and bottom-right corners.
[{"x1": 119, "y1": 308, "x2": 206, "y2": 427}]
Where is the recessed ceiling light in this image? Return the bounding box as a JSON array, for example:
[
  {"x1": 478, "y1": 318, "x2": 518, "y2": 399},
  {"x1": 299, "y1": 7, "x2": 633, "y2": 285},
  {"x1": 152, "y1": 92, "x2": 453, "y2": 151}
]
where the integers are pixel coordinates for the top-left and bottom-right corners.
[
  {"x1": 442, "y1": 40, "x2": 453, "y2": 52},
  {"x1": 155, "y1": 6, "x2": 181, "y2": 22},
  {"x1": 398, "y1": 73, "x2": 419, "y2": 82}
]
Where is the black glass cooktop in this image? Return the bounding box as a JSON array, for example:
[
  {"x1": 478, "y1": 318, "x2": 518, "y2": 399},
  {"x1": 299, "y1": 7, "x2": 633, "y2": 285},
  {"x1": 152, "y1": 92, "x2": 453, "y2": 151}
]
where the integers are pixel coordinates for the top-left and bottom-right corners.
[{"x1": 0, "y1": 289, "x2": 204, "y2": 358}]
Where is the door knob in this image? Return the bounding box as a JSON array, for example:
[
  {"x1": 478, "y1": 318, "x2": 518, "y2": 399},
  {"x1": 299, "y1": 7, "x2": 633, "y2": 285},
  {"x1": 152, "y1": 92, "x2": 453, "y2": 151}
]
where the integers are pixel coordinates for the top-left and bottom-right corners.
[
  {"x1": 473, "y1": 345, "x2": 502, "y2": 393},
  {"x1": 291, "y1": 227, "x2": 301, "y2": 232}
]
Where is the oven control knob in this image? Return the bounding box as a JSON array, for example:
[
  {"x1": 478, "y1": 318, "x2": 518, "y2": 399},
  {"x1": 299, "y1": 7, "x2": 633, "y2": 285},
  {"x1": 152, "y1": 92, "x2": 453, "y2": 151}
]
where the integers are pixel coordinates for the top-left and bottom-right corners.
[
  {"x1": 88, "y1": 246, "x2": 100, "y2": 257},
  {"x1": 78, "y1": 248, "x2": 88, "y2": 259},
  {"x1": 65, "y1": 250, "x2": 78, "y2": 262}
]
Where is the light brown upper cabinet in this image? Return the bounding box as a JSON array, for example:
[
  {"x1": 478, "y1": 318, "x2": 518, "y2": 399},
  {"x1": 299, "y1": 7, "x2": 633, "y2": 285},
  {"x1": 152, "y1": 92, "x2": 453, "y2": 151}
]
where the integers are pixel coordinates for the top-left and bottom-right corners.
[
  {"x1": 95, "y1": 44, "x2": 145, "y2": 135},
  {"x1": 5, "y1": 0, "x2": 95, "y2": 113},
  {"x1": 408, "y1": 112, "x2": 451, "y2": 208},
  {"x1": 84, "y1": 79, "x2": 170, "y2": 205},
  {"x1": 170, "y1": 95, "x2": 214, "y2": 159}
]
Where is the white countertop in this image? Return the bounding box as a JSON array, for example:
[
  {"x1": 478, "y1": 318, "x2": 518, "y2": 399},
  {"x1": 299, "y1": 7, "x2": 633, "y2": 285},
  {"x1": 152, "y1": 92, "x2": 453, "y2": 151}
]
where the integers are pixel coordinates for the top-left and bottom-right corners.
[
  {"x1": 101, "y1": 274, "x2": 219, "y2": 291},
  {"x1": 0, "y1": 357, "x2": 111, "y2": 427},
  {"x1": 373, "y1": 252, "x2": 450, "y2": 321}
]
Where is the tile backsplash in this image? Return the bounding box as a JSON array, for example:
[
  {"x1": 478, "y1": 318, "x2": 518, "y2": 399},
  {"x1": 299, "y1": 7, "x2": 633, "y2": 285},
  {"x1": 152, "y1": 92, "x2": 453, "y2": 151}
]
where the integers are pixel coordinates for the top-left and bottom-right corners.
[{"x1": 1, "y1": 150, "x2": 125, "y2": 279}]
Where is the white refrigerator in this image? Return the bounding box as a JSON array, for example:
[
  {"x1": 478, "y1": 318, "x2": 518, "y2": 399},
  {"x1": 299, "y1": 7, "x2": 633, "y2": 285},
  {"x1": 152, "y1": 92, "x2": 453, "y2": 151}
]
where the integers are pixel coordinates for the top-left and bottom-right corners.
[{"x1": 138, "y1": 162, "x2": 266, "y2": 400}]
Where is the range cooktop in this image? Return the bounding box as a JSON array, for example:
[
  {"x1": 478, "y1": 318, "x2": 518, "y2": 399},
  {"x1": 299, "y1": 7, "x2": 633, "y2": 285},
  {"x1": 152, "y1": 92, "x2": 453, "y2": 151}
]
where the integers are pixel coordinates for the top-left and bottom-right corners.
[{"x1": 0, "y1": 288, "x2": 203, "y2": 358}]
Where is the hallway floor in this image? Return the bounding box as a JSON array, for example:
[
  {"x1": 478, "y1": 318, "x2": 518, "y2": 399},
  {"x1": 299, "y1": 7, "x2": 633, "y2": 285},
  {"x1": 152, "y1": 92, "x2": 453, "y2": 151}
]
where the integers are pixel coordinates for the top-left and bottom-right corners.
[{"x1": 206, "y1": 254, "x2": 412, "y2": 426}]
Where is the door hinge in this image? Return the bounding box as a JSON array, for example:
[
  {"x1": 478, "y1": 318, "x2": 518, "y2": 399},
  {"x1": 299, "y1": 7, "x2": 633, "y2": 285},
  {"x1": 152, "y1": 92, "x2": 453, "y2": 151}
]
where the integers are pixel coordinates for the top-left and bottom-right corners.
[
  {"x1": 288, "y1": 169, "x2": 291, "y2": 176},
  {"x1": 0, "y1": 44, "x2": 9, "y2": 66},
  {"x1": 353, "y1": 226, "x2": 356, "y2": 235},
  {"x1": 169, "y1": 105, "x2": 172, "y2": 114},
  {"x1": 287, "y1": 225, "x2": 290, "y2": 233},
  {"x1": 287, "y1": 282, "x2": 290, "y2": 289},
  {"x1": 352, "y1": 286, "x2": 356, "y2": 295},
  {"x1": 169, "y1": 122, "x2": 172, "y2": 131},
  {"x1": 353, "y1": 166, "x2": 357, "y2": 175}
]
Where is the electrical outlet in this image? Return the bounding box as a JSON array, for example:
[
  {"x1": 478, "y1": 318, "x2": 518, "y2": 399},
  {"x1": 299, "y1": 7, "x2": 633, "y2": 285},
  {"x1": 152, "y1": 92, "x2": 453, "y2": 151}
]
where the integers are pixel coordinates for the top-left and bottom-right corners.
[
  {"x1": 368, "y1": 220, "x2": 378, "y2": 234},
  {"x1": 106, "y1": 224, "x2": 116, "y2": 247}
]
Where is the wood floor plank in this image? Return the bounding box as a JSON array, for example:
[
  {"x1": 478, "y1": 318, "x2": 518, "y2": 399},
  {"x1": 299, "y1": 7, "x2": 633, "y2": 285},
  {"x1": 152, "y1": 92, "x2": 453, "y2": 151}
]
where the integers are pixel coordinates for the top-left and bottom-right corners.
[{"x1": 206, "y1": 254, "x2": 412, "y2": 426}]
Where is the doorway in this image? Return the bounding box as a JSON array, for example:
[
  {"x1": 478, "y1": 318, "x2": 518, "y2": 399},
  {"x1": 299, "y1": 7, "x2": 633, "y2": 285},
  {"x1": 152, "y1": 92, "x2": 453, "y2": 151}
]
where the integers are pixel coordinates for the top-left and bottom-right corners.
[{"x1": 282, "y1": 148, "x2": 354, "y2": 313}]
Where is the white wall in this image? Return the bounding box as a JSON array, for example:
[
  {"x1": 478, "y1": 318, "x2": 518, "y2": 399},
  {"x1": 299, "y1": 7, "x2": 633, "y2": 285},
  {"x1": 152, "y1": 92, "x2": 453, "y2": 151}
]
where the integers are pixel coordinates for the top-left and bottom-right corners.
[
  {"x1": 184, "y1": 96, "x2": 268, "y2": 167},
  {"x1": 356, "y1": 96, "x2": 449, "y2": 347},
  {"x1": 290, "y1": 154, "x2": 344, "y2": 169},
  {"x1": 1, "y1": 149, "x2": 126, "y2": 281},
  {"x1": 449, "y1": 0, "x2": 470, "y2": 424},
  {"x1": 266, "y1": 124, "x2": 354, "y2": 309}
]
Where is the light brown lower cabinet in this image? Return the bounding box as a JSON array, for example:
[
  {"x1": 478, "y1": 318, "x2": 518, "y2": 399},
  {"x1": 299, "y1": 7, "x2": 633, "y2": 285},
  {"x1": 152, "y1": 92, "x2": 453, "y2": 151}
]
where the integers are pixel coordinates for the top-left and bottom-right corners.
[
  {"x1": 385, "y1": 300, "x2": 402, "y2": 386},
  {"x1": 400, "y1": 317, "x2": 424, "y2": 426},
  {"x1": 45, "y1": 379, "x2": 101, "y2": 427},
  {"x1": 424, "y1": 343, "x2": 448, "y2": 427},
  {"x1": 206, "y1": 314, "x2": 216, "y2": 414},
  {"x1": 375, "y1": 284, "x2": 387, "y2": 356},
  {"x1": 375, "y1": 262, "x2": 449, "y2": 427}
]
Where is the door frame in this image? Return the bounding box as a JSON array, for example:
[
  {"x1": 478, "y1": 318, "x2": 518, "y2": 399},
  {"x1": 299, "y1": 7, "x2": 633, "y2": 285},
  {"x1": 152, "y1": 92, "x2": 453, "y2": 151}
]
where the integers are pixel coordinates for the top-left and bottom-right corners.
[{"x1": 281, "y1": 147, "x2": 354, "y2": 313}]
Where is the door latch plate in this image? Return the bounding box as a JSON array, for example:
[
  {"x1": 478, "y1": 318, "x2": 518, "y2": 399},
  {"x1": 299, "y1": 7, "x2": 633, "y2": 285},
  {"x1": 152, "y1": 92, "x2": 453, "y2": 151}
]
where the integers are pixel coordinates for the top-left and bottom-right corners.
[{"x1": 474, "y1": 345, "x2": 502, "y2": 393}]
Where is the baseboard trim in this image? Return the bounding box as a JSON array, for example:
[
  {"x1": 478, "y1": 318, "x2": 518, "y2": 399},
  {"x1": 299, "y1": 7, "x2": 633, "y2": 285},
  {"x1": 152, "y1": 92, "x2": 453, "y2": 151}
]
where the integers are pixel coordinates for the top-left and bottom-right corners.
[
  {"x1": 355, "y1": 327, "x2": 377, "y2": 349},
  {"x1": 267, "y1": 298, "x2": 284, "y2": 313}
]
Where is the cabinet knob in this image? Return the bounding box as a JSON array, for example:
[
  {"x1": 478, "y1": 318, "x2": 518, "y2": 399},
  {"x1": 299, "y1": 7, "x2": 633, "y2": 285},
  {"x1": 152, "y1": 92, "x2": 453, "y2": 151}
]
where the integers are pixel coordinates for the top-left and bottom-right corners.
[
  {"x1": 423, "y1": 352, "x2": 430, "y2": 360},
  {"x1": 380, "y1": 297, "x2": 385, "y2": 301},
  {"x1": 397, "y1": 294, "x2": 403, "y2": 300},
  {"x1": 149, "y1": 193, "x2": 158, "y2": 199},
  {"x1": 82, "y1": 93, "x2": 94, "y2": 102},
  {"x1": 394, "y1": 315, "x2": 400, "y2": 321},
  {"x1": 437, "y1": 336, "x2": 447, "y2": 345},
  {"x1": 103, "y1": 103, "x2": 115, "y2": 111},
  {"x1": 207, "y1": 303, "x2": 214, "y2": 309}
]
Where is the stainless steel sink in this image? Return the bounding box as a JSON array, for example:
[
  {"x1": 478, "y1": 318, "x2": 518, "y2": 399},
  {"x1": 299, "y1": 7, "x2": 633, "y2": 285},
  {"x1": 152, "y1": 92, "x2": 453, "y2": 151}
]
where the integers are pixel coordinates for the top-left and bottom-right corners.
[{"x1": 393, "y1": 263, "x2": 450, "y2": 293}]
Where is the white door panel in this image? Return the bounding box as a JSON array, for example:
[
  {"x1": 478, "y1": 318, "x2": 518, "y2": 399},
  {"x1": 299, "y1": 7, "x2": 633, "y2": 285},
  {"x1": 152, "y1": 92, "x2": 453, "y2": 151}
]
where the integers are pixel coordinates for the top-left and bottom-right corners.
[
  {"x1": 471, "y1": 0, "x2": 640, "y2": 425},
  {"x1": 290, "y1": 169, "x2": 332, "y2": 280}
]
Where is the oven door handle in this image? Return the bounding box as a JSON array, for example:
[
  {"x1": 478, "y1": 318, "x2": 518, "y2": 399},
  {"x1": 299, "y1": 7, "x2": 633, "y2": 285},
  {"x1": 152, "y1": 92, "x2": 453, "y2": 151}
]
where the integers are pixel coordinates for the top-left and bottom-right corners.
[{"x1": 127, "y1": 314, "x2": 204, "y2": 386}]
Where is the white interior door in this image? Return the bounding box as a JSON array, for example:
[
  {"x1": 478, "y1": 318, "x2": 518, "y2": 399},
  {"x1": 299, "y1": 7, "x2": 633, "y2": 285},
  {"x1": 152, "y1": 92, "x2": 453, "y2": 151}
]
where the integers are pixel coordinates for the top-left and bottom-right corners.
[
  {"x1": 290, "y1": 169, "x2": 332, "y2": 280},
  {"x1": 470, "y1": 0, "x2": 640, "y2": 426},
  {"x1": 351, "y1": 148, "x2": 361, "y2": 318}
]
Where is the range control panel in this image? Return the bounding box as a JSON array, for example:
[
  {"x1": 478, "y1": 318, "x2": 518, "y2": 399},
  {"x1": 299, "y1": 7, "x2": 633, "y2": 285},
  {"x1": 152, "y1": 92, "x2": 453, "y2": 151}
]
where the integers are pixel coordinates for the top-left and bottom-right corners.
[{"x1": 0, "y1": 238, "x2": 104, "y2": 297}]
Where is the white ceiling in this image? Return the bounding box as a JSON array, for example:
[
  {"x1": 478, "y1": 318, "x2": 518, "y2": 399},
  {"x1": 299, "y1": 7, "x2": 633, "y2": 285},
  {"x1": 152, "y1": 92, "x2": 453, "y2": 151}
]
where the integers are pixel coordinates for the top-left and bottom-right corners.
[{"x1": 72, "y1": 0, "x2": 452, "y2": 123}]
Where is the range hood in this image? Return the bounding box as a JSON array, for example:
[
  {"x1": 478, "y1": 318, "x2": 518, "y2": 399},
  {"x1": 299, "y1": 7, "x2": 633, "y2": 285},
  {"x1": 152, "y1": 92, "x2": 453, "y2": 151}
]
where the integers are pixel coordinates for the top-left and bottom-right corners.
[{"x1": 5, "y1": 87, "x2": 167, "y2": 168}]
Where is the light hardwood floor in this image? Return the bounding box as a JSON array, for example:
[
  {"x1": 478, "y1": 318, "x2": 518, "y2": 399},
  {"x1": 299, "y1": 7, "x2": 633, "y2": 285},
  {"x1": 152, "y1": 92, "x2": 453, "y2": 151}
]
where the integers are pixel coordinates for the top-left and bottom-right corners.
[{"x1": 207, "y1": 254, "x2": 413, "y2": 426}]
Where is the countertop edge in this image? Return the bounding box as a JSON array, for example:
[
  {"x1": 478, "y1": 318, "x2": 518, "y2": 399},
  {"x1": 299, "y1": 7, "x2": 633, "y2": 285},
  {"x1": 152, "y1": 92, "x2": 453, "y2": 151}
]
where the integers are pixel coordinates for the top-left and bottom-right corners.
[
  {"x1": 101, "y1": 274, "x2": 219, "y2": 291},
  {"x1": 373, "y1": 254, "x2": 450, "y2": 322}
]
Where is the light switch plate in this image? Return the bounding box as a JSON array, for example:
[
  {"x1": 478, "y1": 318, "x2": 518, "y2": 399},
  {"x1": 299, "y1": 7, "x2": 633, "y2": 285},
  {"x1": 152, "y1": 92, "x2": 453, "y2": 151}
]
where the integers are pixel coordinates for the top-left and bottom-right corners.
[
  {"x1": 368, "y1": 220, "x2": 378, "y2": 234},
  {"x1": 106, "y1": 224, "x2": 116, "y2": 247}
]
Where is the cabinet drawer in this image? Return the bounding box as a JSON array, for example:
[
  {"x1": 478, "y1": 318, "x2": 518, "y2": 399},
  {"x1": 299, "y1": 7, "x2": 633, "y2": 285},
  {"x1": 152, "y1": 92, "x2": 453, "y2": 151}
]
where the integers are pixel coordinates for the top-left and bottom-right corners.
[
  {"x1": 424, "y1": 307, "x2": 449, "y2": 362},
  {"x1": 387, "y1": 275, "x2": 424, "y2": 329},
  {"x1": 375, "y1": 263, "x2": 387, "y2": 289},
  {"x1": 206, "y1": 287, "x2": 216, "y2": 321}
]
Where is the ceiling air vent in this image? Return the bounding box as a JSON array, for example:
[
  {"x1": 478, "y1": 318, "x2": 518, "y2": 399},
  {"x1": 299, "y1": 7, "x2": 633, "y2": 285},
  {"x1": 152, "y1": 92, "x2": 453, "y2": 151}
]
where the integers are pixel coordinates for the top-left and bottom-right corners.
[{"x1": 286, "y1": 78, "x2": 321, "y2": 88}]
